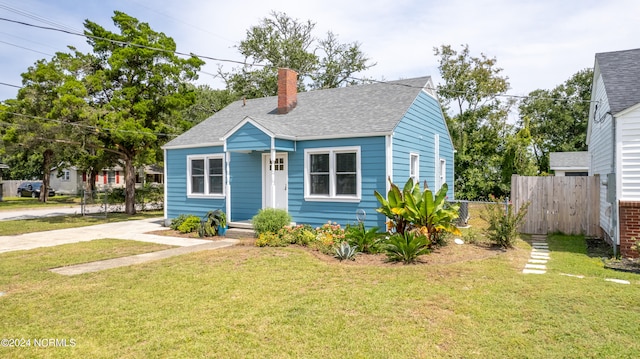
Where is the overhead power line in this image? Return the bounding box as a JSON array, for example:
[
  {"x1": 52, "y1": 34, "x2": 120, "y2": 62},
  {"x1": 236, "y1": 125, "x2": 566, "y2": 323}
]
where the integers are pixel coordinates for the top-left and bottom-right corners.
[{"x1": 0, "y1": 16, "x2": 262, "y2": 68}]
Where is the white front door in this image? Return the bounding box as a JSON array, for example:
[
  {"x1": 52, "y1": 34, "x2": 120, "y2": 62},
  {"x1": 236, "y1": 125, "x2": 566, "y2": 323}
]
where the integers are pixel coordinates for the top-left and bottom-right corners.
[{"x1": 263, "y1": 153, "x2": 288, "y2": 210}]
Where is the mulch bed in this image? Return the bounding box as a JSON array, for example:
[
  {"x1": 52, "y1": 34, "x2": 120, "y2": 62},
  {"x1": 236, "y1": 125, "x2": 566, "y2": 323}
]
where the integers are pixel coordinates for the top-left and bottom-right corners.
[{"x1": 586, "y1": 236, "x2": 640, "y2": 274}]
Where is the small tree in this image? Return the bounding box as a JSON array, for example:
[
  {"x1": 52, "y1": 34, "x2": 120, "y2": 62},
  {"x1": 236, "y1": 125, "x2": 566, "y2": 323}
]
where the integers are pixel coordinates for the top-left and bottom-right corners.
[{"x1": 480, "y1": 198, "x2": 530, "y2": 249}]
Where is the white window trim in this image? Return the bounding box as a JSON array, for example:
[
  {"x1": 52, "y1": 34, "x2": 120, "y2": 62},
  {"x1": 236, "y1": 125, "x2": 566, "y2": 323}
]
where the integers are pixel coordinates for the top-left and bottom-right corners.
[
  {"x1": 62, "y1": 170, "x2": 71, "y2": 182},
  {"x1": 439, "y1": 158, "x2": 446, "y2": 189},
  {"x1": 304, "y1": 146, "x2": 361, "y2": 202},
  {"x1": 187, "y1": 154, "x2": 226, "y2": 198},
  {"x1": 410, "y1": 152, "x2": 420, "y2": 182}
]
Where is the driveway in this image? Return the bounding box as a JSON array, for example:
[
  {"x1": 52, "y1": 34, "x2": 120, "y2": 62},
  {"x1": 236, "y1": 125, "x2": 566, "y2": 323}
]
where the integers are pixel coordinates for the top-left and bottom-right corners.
[{"x1": 0, "y1": 218, "x2": 216, "y2": 253}]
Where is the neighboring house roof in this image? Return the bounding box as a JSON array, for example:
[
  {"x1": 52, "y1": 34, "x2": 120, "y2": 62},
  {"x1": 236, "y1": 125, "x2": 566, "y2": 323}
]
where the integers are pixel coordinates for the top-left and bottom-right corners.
[
  {"x1": 549, "y1": 151, "x2": 590, "y2": 170},
  {"x1": 595, "y1": 48, "x2": 640, "y2": 115},
  {"x1": 164, "y1": 77, "x2": 434, "y2": 149}
]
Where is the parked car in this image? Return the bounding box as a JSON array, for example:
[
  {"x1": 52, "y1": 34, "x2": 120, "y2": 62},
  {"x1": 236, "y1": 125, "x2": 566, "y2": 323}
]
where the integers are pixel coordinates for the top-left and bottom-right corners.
[{"x1": 17, "y1": 181, "x2": 56, "y2": 198}]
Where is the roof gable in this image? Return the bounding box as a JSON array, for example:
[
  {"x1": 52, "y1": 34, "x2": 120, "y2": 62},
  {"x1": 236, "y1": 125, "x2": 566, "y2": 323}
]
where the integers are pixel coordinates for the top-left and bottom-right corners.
[
  {"x1": 164, "y1": 77, "x2": 433, "y2": 149},
  {"x1": 595, "y1": 48, "x2": 640, "y2": 115}
]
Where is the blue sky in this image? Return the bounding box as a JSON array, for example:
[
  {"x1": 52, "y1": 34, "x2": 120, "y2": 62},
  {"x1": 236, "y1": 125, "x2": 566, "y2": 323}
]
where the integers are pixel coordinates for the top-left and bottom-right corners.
[{"x1": 0, "y1": 0, "x2": 638, "y2": 101}]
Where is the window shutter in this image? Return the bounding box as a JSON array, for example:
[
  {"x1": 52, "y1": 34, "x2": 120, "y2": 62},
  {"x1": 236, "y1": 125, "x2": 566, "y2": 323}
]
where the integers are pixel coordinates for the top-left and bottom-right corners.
[
  {"x1": 116, "y1": 171, "x2": 120, "y2": 184},
  {"x1": 103, "y1": 171, "x2": 107, "y2": 184}
]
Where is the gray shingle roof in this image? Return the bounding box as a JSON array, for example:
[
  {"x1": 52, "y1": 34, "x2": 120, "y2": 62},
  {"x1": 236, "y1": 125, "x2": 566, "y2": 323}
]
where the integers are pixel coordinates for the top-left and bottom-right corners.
[
  {"x1": 595, "y1": 48, "x2": 640, "y2": 115},
  {"x1": 549, "y1": 151, "x2": 589, "y2": 169},
  {"x1": 164, "y1": 76, "x2": 432, "y2": 148}
]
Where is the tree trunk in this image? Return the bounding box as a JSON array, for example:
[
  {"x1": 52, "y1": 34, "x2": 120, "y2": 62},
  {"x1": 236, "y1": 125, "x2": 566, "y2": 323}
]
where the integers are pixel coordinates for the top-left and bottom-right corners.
[
  {"x1": 85, "y1": 168, "x2": 98, "y2": 202},
  {"x1": 41, "y1": 149, "x2": 53, "y2": 203},
  {"x1": 124, "y1": 156, "x2": 136, "y2": 215}
]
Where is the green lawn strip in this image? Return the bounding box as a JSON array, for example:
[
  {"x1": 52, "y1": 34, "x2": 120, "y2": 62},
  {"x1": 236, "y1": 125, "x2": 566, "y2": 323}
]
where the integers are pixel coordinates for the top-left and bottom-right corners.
[
  {"x1": 0, "y1": 211, "x2": 163, "y2": 236},
  {"x1": 545, "y1": 234, "x2": 640, "y2": 282},
  {"x1": 0, "y1": 196, "x2": 81, "y2": 210},
  {"x1": 1, "y1": 244, "x2": 639, "y2": 358}
]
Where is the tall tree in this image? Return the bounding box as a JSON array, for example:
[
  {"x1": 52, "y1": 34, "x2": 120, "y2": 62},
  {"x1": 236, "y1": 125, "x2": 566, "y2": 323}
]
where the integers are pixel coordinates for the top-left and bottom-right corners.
[
  {"x1": 1, "y1": 50, "x2": 90, "y2": 201},
  {"x1": 518, "y1": 68, "x2": 592, "y2": 173},
  {"x1": 180, "y1": 84, "x2": 236, "y2": 128},
  {"x1": 83, "y1": 11, "x2": 204, "y2": 214},
  {"x1": 220, "y1": 11, "x2": 374, "y2": 98},
  {"x1": 434, "y1": 44, "x2": 520, "y2": 199}
]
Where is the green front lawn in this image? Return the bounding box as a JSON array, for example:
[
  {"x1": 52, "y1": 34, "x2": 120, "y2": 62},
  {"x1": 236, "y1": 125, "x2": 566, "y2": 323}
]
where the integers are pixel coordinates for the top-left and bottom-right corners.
[{"x1": 0, "y1": 235, "x2": 638, "y2": 358}]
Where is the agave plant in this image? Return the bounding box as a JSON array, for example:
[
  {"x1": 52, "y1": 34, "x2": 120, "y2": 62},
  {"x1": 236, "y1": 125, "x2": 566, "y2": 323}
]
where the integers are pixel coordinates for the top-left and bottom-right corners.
[{"x1": 334, "y1": 241, "x2": 358, "y2": 261}]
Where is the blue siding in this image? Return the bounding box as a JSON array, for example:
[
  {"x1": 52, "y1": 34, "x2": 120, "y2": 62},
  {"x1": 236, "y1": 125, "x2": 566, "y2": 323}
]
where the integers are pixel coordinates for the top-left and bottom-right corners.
[
  {"x1": 392, "y1": 91, "x2": 454, "y2": 198},
  {"x1": 166, "y1": 146, "x2": 226, "y2": 220},
  {"x1": 227, "y1": 122, "x2": 271, "y2": 151},
  {"x1": 275, "y1": 138, "x2": 295, "y2": 151},
  {"x1": 288, "y1": 137, "x2": 387, "y2": 229},
  {"x1": 229, "y1": 151, "x2": 263, "y2": 221}
]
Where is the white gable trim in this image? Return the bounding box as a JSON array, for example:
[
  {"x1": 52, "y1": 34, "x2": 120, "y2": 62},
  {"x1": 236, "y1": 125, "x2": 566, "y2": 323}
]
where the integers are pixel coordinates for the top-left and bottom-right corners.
[{"x1": 615, "y1": 101, "x2": 640, "y2": 118}]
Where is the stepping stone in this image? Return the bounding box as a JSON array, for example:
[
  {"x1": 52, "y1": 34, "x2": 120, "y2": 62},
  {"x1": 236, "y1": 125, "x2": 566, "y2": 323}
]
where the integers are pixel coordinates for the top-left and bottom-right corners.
[
  {"x1": 605, "y1": 278, "x2": 630, "y2": 285},
  {"x1": 531, "y1": 253, "x2": 550, "y2": 259},
  {"x1": 523, "y1": 269, "x2": 546, "y2": 274},
  {"x1": 560, "y1": 273, "x2": 584, "y2": 279},
  {"x1": 529, "y1": 259, "x2": 548, "y2": 264},
  {"x1": 532, "y1": 243, "x2": 548, "y2": 247},
  {"x1": 525, "y1": 263, "x2": 547, "y2": 270},
  {"x1": 532, "y1": 248, "x2": 549, "y2": 253}
]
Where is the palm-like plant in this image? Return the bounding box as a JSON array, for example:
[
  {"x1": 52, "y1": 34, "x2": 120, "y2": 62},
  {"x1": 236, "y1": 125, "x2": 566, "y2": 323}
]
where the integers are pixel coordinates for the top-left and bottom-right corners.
[
  {"x1": 375, "y1": 178, "x2": 461, "y2": 247},
  {"x1": 384, "y1": 231, "x2": 430, "y2": 264}
]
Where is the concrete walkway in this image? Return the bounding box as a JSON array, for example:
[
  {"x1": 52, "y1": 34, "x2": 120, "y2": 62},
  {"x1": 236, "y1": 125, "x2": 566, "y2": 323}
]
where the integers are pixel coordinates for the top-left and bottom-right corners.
[
  {"x1": 50, "y1": 240, "x2": 237, "y2": 275},
  {"x1": 0, "y1": 217, "x2": 238, "y2": 275}
]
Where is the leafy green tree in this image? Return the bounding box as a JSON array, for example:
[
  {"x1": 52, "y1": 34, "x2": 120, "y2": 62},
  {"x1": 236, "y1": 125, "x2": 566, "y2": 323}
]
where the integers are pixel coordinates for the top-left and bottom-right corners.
[
  {"x1": 180, "y1": 85, "x2": 236, "y2": 128},
  {"x1": 518, "y1": 68, "x2": 592, "y2": 174},
  {"x1": 434, "y1": 44, "x2": 516, "y2": 199},
  {"x1": 1, "y1": 50, "x2": 90, "y2": 201},
  {"x1": 83, "y1": 11, "x2": 204, "y2": 214},
  {"x1": 220, "y1": 11, "x2": 374, "y2": 98}
]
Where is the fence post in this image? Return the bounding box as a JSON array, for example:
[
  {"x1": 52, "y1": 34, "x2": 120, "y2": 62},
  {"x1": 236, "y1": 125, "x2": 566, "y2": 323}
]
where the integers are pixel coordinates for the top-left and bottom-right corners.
[{"x1": 505, "y1": 197, "x2": 509, "y2": 217}]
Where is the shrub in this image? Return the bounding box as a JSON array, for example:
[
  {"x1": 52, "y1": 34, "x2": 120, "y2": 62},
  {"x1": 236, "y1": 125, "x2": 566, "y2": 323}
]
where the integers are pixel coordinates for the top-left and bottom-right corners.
[
  {"x1": 313, "y1": 221, "x2": 345, "y2": 250},
  {"x1": 345, "y1": 223, "x2": 383, "y2": 254},
  {"x1": 170, "y1": 214, "x2": 191, "y2": 230},
  {"x1": 252, "y1": 208, "x2": 292, "y2": 236},
  {"x1": 632, "y1": 237, "x2": 640, "y2": 255},
  {"x1": 255, "y1": 231, "x2": 289, "y2": 247},
  {"x1": 177, "y1": 215, "x2": 202, "y2": 234},
  {"x1": 334, "y1": 242, "x2": 357, "y2": 261},
  {"x1": 384, "y1": 231, "x2": 430, "y2": 264},
  {"x1": 279, "y1": 224, "x2": 316, "y2": 246},
  {"x1": 480, "y1": 198, "x2": 530, "y2": 249}
]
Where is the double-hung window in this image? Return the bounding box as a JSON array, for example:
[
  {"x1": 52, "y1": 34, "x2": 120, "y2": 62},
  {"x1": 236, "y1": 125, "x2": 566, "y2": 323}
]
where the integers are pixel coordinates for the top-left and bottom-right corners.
[
  {"x1": 305, "y1": 147, "x2": 360, "y2": 201},
  {"x1": 188, "y1": 155, "x2": 225, "y2": 197}
]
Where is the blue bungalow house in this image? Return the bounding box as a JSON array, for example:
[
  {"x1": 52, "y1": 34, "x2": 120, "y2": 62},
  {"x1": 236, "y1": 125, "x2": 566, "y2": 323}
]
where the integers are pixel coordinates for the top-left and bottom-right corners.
[{"x1": 162, "y1": 69, "x2": 454, "y2": 230}]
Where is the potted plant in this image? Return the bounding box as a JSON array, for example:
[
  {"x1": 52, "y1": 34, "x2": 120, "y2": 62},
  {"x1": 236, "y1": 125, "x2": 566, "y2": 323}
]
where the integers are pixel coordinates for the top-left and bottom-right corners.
[{"x1": 199, "y1": 209, "x2": 228, "y2": 237}]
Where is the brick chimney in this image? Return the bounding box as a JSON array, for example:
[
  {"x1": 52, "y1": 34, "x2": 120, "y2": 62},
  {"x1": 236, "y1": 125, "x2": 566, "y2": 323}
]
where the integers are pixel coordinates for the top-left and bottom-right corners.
[{"x1": 277, "y1": 68, "x2": 298, "y2": 114}]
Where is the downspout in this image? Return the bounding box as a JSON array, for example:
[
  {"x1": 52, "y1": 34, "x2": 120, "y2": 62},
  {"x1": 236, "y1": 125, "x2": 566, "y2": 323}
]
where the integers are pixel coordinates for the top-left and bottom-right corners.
[
  {"x1": 270, "y1": 137, "x2": 276, "y2": 208},
  {"x1": 224, "y1": 143, "x2": 231, "y2": 222},
  {"x1": 611, "y1": 112, "x2": 618, "y2": 257},
  {"x1": 163, "y1": 148, "x2": 168, "y2": 226}
]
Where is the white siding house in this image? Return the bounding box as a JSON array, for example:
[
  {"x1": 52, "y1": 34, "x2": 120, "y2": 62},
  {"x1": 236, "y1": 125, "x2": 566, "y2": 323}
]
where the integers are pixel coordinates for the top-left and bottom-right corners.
[{"x1": 586, "y1": 48, "x2": 640, "y2": 257}]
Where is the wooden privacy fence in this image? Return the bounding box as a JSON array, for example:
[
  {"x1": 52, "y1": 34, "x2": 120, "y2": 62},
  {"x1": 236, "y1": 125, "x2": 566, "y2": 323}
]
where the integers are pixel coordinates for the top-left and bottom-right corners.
[{"x1": 511, "y1": 175, "x2": 601, "y2": 236}]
